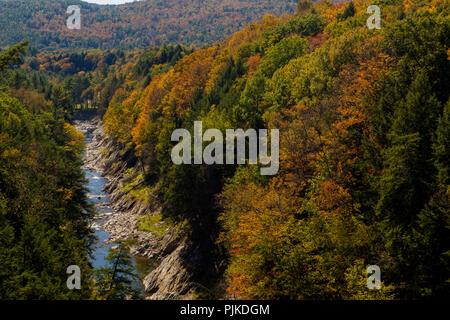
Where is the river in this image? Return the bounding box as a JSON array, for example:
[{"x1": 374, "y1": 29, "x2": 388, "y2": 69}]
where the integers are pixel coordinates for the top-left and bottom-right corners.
[{"x1": 78, "y1": 121, "x2": 153, "y2": 293}]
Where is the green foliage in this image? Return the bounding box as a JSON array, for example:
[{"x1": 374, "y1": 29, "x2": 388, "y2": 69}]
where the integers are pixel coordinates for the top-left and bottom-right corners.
[
  {"x1": 96, "y1": 0, "x2": 449, "y2": 300},
  {"x1": 296, "y1": 0, "x2": 314, "y2": 15},
  {"x1": 121, "y1": 172, "x2": 152, "y2": 203},
  {"x1": 94, "y1": 240, "x2": 141, "y2": 300},
  {"x1": 0, "y1": 90, "x2": 94, "y2": 299},
  {"x1": 3, "y1": 0, "x2": 448, "y2": 301},
  {"x1": 216, "y1": 0, "x2": 449, "y2": 299},
  {"x1": 133, "y1": 44, "x2": 194, "y2": 79},
  {"x1": 0, "y1": 41, "x2": 29, "y2": 72},
  {"x1": 339, "y1": 2, "x2": 356, "y2": 21},
  {"x1": 0, "y1": 0, "x2": 297, "y2": 50},
  {"x1": 137, "y1": 213, "x2": 177, "y2": 238},
  {"x1": 259, "y1": 36, "x2": 309, "y2": 78},
  {"x1": 434, "y1": 99, "x2": 450, "y2": 185},
  {"x1": 260, "y1": 14, "x2": 326, "y2": 49}
]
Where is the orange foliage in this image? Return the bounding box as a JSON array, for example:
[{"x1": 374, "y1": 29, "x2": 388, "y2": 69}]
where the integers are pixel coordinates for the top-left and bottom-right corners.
[
  {"x1": 269, "y1": 47, "x2": 395, "y2": 216},
  {"x1": 308, "y1": 32, "x2": 330, "y2": 51},
  {"x1": 246, "y1": 54, "x2": 261, "y2": 74},
  {"x1": 205, "y1": 51, "x2": 228, "y2": 95},
  {"x1": 313, "y1": 179, "x2": 353, "y2": 216},
  {"x1": 219, "y1": 179, "x2": 299, "y2": 298},
  {"x1": 165, "y1": 47, "x2": 217, "y2": 116},
  {"x1": 130, "y1": 45, "x2": 218, "y2": 157},
  {"x1": 320, "y1": 1, "x2": 347, "y2": 23},
  {"x1": 104, "y1": 88, "x2": 142, "y2": 144},
  {"x1": 132, "y1": 72, "x2": 173, "y2": 155}
]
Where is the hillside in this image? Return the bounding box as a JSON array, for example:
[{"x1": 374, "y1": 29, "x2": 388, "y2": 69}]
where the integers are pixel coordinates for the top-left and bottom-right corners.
[
  {"x1": 0, "y1": 0, "x2": 297, "y2": 50},
  {"x1": 0, "y1": 0, "x2": 449, "y2": 301},
  {"x1": 99, "y1": 0, "x2": 450, "y2": 299}
]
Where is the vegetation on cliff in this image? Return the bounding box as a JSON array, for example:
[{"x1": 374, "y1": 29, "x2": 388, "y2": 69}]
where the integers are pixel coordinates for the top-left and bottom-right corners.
[
  {"x1": 0, "y1": 43, "x2": 95, "y2": 298},
  {"x1": 101, "y1": 0, "x2": 450, "y2": 299}
]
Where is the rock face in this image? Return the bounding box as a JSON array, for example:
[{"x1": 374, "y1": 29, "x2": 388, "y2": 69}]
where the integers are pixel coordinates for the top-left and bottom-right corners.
[
  {"x1": 76, "y1": 119, "x2": 198, "y2": 300},
  {"x1": 143, "y1": 244, "x2": 193, "y2": 300}
]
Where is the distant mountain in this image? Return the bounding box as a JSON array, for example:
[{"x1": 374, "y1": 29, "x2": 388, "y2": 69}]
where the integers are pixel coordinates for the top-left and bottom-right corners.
[{"x1": 0, "y1": 0, "x2": 297, "y2": 51}]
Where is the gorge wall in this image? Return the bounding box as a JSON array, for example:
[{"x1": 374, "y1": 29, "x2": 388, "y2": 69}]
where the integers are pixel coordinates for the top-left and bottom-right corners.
[{"x1": 83, "y1": 120, "x2": 212, "y2": 300}]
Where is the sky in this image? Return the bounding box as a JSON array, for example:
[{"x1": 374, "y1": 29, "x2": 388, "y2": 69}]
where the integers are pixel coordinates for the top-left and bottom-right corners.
[{"x1": 81, "y1": 0, "x2": 141, "y2": 5}]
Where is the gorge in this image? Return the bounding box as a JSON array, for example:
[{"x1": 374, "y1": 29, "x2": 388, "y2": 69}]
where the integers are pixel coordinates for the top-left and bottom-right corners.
[{"x1": 75, "y1": 120, "x2": 203, "y2": 299}]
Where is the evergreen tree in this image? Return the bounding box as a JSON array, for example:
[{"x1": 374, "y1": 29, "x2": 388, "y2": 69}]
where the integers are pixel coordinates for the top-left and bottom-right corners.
[
  {"x1": 50, "y1": 85, "x2": 73, "y2": 120},
  {"x1": 0, "y1": 41, "x2": 28, "y2": 72},
  {"x1": 341, "y1": 2, "x2": 356, "y2": 20},
  {"x1": 94, "y1": 240, "x2": 141, "y2": 300}
]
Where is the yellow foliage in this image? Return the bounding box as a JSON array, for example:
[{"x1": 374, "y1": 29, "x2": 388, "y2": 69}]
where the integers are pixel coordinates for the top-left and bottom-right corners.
[
  {"x1": 63, "y1": 123, "x2": 85, "y2": 155},
  {"x1": 223, "y1": 14, "x2": 281, "y2": 57}
]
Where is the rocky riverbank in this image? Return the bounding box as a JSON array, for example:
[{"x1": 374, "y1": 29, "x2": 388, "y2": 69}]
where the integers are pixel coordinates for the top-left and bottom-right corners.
[{"x1": 75, "y1": 119, "x2": 198, "y2": 300}]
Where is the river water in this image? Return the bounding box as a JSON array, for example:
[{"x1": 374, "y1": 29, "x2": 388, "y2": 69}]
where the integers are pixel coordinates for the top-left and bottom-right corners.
[{"x1": 80, "y1": 122, "x2": 152, "y2": 292}]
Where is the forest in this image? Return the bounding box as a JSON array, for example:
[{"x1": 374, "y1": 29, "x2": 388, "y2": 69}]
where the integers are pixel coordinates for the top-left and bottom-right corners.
[
  {"x1": 0, "y1": 42, "x2": 94, "y2": 298},
  {"x1": 0, "y1": 0, "x2": 297, "y2": 50},
  {"x1": 0, "y1": 0, "x2": 449, "y2": 300}
]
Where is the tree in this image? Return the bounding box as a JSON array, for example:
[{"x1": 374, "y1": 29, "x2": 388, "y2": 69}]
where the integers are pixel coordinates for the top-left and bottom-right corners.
[
  {"x1": 340, "y1": 2, "x2": 355, "y2": 20},
  {"x1": 0, "y1": 91, "x2": 94, "y2": 299},
  {"x1": 408, "y1": 99, "x2": 450, "y2": 298},
  {"x1": 434, "y1": 99, "x2": 450, "y2": 186},
  {"x1": 94, "y1": 240, "x2": 141, "y2": 300},
  {"x1": 0, "y1": 41, "x2": 28, "y2": 72},
  {"x1": 296, "y1": 0, "x2": 313, "y2": 15},
  {"x1": 50, "y1": 85, "x2": 73, "y2": 120}
]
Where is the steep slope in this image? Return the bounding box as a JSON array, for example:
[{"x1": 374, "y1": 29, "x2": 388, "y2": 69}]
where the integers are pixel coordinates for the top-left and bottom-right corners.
[{"x1": 100, "y1": 0, "x2": 450, "y2": 299}]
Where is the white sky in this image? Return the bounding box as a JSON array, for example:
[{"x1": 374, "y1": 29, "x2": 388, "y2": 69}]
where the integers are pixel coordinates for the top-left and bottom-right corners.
[{"x1": 80, "y1": 0, "x2": 141, "y2": 5}]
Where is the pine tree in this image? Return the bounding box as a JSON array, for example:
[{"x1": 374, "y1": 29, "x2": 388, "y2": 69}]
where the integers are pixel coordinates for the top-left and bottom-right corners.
[
  {"x1": 0, "y1": 41, "x2": 28, "y2": 73},
  {"x1": 341, "y1": 2, "x2": 356, "y2": 20},
  {"x1": 94, "y1": 240, "x2": 141, "y2": 300},
  {"x1": 410, "y1": 99, "x2": 450, "y2": 298}
]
